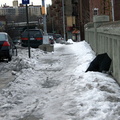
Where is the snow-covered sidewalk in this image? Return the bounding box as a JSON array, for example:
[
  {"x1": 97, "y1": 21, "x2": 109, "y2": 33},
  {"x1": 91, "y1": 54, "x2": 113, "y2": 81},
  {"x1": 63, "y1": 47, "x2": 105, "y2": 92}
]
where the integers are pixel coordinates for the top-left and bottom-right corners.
[{"x1": 0, "y1": 40, "x2": 120, "y2": 120}]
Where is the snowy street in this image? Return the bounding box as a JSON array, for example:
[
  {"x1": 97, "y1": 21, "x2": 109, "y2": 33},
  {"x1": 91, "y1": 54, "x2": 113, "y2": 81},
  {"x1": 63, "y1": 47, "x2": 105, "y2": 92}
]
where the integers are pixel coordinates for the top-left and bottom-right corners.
[{"x1": 0, "y1": 40, "x2": 120, "y2": 120}]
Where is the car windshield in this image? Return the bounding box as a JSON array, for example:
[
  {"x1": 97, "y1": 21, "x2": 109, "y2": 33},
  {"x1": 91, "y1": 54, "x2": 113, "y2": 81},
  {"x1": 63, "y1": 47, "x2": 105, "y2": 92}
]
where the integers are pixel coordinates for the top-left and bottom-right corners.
[
  {"x1": 22, "y1": 30, "x2": 42, "y2": 37},
  {"x1": 0, "y1": 34, "x2": 7, "y2": 41},
  {"x1": 54, "y1": 34, "x2": 62, "y2": 38}
]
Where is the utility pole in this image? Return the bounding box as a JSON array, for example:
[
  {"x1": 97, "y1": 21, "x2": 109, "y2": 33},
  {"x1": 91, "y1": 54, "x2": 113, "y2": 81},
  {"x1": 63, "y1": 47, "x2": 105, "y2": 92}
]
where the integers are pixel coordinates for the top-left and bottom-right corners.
[
  {"x1": 41, "y1": 0, "x2": 49, "y2": 46},
  {"x1": 62, "y1": 0, "x2": 66, "y2": 41},
  {"x1": 42, "y1": 0, "x2": 47, "y2": 35},
  {"x1": 80, "y1": 0, "x2": 83, "y2": 40},
  {"x1": 41, "y1": 0, "x2": 53, "y2": 52}
]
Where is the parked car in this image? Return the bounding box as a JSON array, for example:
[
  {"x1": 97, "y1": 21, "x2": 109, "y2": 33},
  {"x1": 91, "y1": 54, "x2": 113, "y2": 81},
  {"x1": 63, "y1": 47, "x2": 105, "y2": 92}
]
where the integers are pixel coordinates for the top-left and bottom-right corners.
[
  {"x1": 21, "y1": 29, "x2": 43, "y2": 48},
  {"x1": 53, "y1": 34, "x2": 62, "y2": 41},
  {"x1": 0, "y1": 32, "x2": 17, "y2": 61},
  {"x1": 48, "y1": 33, "x2": 54, "y2": 44},
  {"x1": 56, "y1": 37, "x2": 65, "y2": 44},
  {"x1": 53, "y1": 34, "x2": 65, "y2": 43}
]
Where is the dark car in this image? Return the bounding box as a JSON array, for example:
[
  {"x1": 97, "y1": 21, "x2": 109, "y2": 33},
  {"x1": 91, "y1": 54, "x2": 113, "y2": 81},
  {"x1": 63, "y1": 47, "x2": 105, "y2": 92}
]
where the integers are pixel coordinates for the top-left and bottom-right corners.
[
  {"x1": 21, "y1": 29, "x2": 43, "y2": 48},
  {"x1": 0, "y1": 32, "x2": 16, "y2": 61}
]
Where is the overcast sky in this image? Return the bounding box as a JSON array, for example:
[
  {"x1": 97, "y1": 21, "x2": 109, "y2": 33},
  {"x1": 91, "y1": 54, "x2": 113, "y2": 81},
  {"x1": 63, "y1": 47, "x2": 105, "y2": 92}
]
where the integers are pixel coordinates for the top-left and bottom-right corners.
[{"x1": 0, "y1": 0, "x2": 52, "y2": 6}]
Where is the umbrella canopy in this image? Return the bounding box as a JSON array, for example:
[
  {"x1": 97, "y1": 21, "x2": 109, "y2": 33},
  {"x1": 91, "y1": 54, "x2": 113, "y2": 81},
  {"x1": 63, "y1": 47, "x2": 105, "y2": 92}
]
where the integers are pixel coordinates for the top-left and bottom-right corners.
[{"x1": 86, "y1": 53, "x2": 112, "y2": 72}]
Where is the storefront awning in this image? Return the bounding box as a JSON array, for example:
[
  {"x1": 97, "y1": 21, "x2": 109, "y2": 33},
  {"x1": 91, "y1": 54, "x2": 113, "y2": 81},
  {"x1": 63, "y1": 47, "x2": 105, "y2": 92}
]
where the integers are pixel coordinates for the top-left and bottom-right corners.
[{"x1": 72, "y1": 30, "x2": 80, "y2": 34}]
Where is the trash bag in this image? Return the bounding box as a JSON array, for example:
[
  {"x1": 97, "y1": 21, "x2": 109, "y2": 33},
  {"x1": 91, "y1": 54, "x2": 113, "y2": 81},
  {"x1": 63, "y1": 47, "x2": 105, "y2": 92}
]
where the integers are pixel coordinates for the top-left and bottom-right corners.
[{"x1": 86, "y1": 53, "x2": 112, "y2": 72}]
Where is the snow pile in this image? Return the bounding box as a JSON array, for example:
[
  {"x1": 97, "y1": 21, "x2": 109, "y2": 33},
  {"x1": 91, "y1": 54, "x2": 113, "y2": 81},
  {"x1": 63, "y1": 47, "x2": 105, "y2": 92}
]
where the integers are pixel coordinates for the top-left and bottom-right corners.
[{"x1": 0, "y1": 40, "x2": 120, "y2": 120}]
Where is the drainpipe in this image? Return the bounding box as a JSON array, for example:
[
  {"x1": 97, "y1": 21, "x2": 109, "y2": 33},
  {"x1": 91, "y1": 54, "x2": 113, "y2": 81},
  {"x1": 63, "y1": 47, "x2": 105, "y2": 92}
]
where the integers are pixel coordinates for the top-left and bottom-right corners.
[{"x1": 111, "y1": 0, "x2": 114, "y2": 21}]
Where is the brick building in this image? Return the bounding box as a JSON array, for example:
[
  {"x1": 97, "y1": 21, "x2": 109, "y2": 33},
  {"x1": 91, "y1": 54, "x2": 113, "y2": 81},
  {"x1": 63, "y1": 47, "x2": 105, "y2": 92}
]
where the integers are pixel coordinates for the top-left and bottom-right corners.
[
  {"x1": 47, "y1": 0, "x2": 73, "y2": 39},
  {"x1": 114, "y1": 0, "x2": 120, "y2": 20},
  {"x1": 89, "y1": 0, "x2": 112, "y2": 21},
  {"x1": 47, "y1": 0, "x2": 89, "y2": 41},
  {"x1": 89, "y1": 0, "x2": 120, "y2": 21},
  {"x1": 0, "y1": 0, "x2": 42, "y2": 23}
]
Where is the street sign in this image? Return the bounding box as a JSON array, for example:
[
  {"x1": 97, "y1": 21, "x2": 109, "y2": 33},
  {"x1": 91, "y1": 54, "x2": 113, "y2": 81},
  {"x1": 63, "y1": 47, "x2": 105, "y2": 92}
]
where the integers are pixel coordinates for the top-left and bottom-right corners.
[{"x1": 22, "y1": 0, "x2": 29, "y2": 4}]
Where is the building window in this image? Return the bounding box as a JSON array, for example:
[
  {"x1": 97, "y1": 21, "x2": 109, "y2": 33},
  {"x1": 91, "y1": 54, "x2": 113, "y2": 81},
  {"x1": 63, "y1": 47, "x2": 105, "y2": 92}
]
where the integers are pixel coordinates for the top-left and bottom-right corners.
[{"x1": 93, "y1": 8, "x2": 98, "y2": 15}]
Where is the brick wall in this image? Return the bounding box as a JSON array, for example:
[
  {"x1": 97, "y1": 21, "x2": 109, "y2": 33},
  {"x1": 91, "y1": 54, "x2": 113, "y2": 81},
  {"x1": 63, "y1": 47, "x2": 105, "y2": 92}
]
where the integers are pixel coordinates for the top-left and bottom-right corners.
[
  {"x1": 114, "y1": 0, "x2": 120, "y2": 20},
  {"x1": 89, "y1": 0, "x2": 112, "y2": 21}
]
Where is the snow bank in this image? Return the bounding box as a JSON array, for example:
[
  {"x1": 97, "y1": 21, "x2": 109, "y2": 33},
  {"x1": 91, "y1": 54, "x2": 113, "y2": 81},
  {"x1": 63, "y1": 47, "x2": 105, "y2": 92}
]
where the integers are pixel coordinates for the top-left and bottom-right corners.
[{"x1": 0, "y1": 41, "x2": 120, "y2": 120}]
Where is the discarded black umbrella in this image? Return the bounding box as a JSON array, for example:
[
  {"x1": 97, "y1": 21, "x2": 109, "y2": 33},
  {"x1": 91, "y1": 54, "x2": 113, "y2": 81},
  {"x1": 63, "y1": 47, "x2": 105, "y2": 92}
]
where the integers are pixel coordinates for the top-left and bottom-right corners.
[{"x1": 86, "y1": 53, "x2": 112, "y2": 72}]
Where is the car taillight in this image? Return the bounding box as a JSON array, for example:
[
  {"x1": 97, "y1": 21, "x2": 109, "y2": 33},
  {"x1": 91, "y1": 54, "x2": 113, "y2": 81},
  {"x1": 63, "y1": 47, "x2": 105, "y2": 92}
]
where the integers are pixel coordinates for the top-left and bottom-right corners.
[
  {"x1": 3, "y1": 41, "x2": 10, "y2": 46},
  {"x1": 21, "y1": 38, "x2": 28, "y2": 40},
  {"x1": 35, "y1": 38, "x2": 43, "y2": 40}
]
